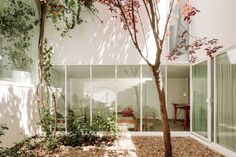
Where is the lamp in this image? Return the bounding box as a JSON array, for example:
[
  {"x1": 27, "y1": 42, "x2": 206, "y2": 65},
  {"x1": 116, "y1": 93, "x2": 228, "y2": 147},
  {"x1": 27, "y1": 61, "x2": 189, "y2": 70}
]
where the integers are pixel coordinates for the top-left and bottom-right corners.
[{"x1": 181, "y1": 91, "x2": 187, "y2": 103}]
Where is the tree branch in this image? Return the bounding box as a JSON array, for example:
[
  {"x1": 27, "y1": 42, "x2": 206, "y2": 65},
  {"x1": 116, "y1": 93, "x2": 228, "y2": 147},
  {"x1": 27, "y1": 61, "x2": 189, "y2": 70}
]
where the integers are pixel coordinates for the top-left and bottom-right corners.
[{"x1": 116, "y1": 0, "x2": 151, "y2": 65}]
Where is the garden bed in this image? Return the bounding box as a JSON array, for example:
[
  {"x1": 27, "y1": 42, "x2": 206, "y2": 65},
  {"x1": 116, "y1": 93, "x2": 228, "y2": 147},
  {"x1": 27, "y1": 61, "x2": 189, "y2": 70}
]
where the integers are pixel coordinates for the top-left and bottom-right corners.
[{"x1": 43, "y1": 136, "x2": 223, "y2": 157}]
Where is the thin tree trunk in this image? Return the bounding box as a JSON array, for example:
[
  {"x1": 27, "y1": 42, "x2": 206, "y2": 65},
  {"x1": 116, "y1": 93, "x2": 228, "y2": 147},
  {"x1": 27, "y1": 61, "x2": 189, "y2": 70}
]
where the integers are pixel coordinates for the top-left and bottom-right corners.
[
  {"x1": 151, "y1": 66, "x2": 172, "y2": 157},
  {"x1": 51, "y1": 92, "x2": 57, "y2": 137},
  {"x1": 36, "y1": 2, "x2": 47, "y2": 119}
]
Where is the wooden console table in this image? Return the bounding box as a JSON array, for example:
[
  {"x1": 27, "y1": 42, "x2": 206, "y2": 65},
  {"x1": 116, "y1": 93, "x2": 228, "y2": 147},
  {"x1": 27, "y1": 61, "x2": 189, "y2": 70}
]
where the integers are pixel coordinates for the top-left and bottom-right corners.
[{"x1": 172, "y1": 103, "x2": 190, "y2": 129}]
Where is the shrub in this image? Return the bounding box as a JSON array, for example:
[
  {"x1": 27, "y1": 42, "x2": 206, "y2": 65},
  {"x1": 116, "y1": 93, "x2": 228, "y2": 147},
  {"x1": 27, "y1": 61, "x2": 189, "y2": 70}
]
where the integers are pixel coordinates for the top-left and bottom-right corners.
[
  {"x1": 92, "y1": 112, "x2": 119, "y2": 136},
  {"x1": 45, "y1": 136, "x2": 59, "y2": 151},
  {"x1": 39, "y1": 106, "x2": 55, "y2": 137},
  {"x1": 66, "y1": 108, "x2": 78, "y2": 133}
]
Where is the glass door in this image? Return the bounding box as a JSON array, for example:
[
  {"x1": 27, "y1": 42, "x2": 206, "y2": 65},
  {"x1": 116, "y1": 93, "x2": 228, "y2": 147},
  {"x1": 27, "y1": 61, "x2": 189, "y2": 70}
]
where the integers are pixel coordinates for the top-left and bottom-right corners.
[
  {"x1": 191, "y1": 59, "x2": 211, "y2": 139},
  {"x1": 214, "y1": 49, "x2": 236, "y2": 152}
]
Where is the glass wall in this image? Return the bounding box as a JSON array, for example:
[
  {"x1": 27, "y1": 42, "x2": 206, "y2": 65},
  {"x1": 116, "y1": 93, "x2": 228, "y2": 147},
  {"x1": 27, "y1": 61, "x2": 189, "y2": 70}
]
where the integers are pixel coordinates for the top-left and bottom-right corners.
[
  {"x1": 215, "y1": 51, "x2": 236, "y2": 152},
  {"x1": 117, "y1": 65, "x2": 140, "y2": 131},
  {"x1": 142, "y1": 65, "x2": 165, "y2": 131},
  {"x1": 92, "y1": 66, "x2": 116, "y2": 116},
  {"x1": 51, "y1": 65, "x2": 65, "y2": 130},
  {"x1": 167, "y1": 65, "x2": 189, "y2": 131},
  {"x1": 168, "y1": 0, "x2": 189, "y2": 63},
  {"x1": 0, "y1": 0, "x2": 38, "y2": 84},
  {"x1": 192, "y1": 61, "x2": 208, "y2": 137},
  {"x1": 52, "y1": 64, "x2": 190, "y2": 132},
  {"x1": 67, "y1": 65, "x2": 91, "y2": 123}
]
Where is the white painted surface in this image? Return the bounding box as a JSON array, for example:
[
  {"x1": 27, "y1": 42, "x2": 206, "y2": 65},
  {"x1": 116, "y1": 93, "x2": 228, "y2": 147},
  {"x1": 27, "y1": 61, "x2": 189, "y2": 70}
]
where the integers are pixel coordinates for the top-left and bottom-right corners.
[
  {"x1": 47, "y1": 2, "x2": 169, "y2": 65},
  {"x1": 190, "y1": 0, "x2": 236, "y2": 61},
  {"x1": 0, "y1": 83, "x2": 39, "y2": 147},
  {"x1": 167, "y1": 78, "x2": 189, "y2": 119}
]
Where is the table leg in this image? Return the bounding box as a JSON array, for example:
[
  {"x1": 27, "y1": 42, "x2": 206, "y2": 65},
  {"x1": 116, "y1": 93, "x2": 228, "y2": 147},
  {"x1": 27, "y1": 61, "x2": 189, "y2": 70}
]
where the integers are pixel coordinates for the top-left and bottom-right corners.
[
  {"x1": 174, "y1": 106, "x2": 177, "y2": 125},
  {"x1": 184, "y1": 107, "x2": 190, "y2": 129}
]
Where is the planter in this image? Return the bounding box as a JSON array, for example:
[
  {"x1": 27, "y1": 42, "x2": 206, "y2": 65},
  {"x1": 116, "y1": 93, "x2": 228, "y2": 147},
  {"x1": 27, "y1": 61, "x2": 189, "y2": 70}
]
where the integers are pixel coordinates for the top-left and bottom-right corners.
[{"x1": 12, "y1": 70, "x2": 31, "y2": 84}]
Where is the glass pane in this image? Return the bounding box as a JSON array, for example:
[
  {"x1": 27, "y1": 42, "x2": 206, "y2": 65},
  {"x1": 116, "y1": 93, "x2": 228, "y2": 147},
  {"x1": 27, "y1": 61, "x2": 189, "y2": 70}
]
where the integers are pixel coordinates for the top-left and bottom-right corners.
[
  {"x1": 216, "y1": 52, "x2": 236, "y2": 152},
  {"x1": 192, "y1": 61, "x2": 208, "y2": 137},
  {"x1": 67, "y1": 65, "x2": 91, "y2": 124},
  {"x1": 51, "y1": 65, "x2": 65, "y2": 131},
  {"x1": 142, "y1": 65, "x2": 162, "y2": 131},
  {"x1": 92, "y1": 65, "x2": 116, "y2": 117},
  {"x1": 168, "y1": 0, "x2": 189, "y2": 63},
  {"x1": 117, "y1": 65, "x2": 140, "y2": 131},
  {"x1": 167, "y1": 65, "x2": 190, "y2": 131},
  {"x1": 0, "y1": 1, "x2": 38, "y2": 84}
]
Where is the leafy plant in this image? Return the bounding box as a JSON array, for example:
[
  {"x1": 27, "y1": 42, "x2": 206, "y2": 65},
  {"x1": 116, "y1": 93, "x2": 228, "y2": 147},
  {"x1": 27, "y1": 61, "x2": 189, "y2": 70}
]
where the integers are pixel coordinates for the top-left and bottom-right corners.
[
  {"x1": 92, "y1": 112, "x2": 119, "y2": 136},
  {"x1": 44, "y1": 136, "x2": 59, "y2": 151},
  {"x1": 0, "y1": 0, "x2": 38, "y2": 70},
  {"x1": 43, "y1": 39, "x2": 53, "y2": 85},
  {"x1": 67, "y1": 108, "x2": 78, "y2": 133},
  {"x1": 39, "y1": 106, "x2": 55, "y2": 137},
  {"x1": 46, "y1": 0, "x2": 99, "y2": 37}
]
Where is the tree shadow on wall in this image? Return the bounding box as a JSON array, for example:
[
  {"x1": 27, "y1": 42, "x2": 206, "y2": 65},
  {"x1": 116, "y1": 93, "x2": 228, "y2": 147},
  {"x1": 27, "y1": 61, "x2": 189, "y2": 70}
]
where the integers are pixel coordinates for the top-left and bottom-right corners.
[
  {"x1": 47, "y1": 3, "x2": 152, "y2": 65},
  {"x1": 0, "y1": 85, "x2": 39, "y2": 147}
]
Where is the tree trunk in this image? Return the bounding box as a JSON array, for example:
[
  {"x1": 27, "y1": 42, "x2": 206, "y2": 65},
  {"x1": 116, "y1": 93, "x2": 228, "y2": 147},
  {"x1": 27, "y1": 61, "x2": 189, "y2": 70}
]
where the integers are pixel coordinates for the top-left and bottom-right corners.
[
  {"x1": 51, "y1": 92, "x2": 57, "y2": 137},
  {"x1": 151, "y1": 66, "x2": 172, "y2": 157},
  {"x1": 36, "y1": 2, "x2": 47, "y2": 118}
]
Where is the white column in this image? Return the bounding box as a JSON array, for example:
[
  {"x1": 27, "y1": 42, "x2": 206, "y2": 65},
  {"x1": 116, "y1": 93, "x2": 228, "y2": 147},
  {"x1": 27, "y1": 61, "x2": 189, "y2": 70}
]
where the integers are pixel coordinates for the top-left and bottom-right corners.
[
  {"x1": 64, "y1": 65, "x2": 68, "y2": 133},
  {"x1": 140, "y1": 65, "x2": 143, "y2": 132}
]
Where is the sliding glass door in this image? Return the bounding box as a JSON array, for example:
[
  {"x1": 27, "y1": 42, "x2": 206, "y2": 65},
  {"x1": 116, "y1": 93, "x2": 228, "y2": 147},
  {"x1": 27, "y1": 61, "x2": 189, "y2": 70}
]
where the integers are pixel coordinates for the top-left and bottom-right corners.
[
  {"x1": 215, "y1": 50, "x2": 236, "y2": 152},
  {"x1": 192, "y1": 60, "x2": 209, "y2": 138}
]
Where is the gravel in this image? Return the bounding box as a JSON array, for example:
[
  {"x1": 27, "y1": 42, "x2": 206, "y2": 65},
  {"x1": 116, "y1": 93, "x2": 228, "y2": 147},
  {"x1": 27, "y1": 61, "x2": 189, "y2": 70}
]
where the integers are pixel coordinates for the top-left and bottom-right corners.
[{"x1": 48, "y1": 136, "x2": 224, "y2": 157}]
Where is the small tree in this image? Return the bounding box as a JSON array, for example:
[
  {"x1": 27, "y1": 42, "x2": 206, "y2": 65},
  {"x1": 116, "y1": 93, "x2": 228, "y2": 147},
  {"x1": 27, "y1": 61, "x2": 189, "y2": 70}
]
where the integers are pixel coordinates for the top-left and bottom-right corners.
[
  {"x1": 99, "y1": 0, "x2": 222, "y2": 156},
  {"x1": 35, "y1": 0, "x2": 99, "y2": 133}
]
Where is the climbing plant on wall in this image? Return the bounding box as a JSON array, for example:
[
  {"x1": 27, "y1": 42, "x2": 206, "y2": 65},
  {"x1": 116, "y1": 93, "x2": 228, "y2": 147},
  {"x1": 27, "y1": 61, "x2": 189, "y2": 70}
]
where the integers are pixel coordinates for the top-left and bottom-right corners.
[{"x1": 0, "y1": 0, "x2": 38, "y2": 70}]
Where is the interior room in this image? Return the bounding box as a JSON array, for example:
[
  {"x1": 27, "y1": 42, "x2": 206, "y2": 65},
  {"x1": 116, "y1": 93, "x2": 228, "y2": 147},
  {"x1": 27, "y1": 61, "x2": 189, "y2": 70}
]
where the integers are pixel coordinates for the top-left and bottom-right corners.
[{"x1": 49, "y1": 64, "x2": 190, "y2": 132}]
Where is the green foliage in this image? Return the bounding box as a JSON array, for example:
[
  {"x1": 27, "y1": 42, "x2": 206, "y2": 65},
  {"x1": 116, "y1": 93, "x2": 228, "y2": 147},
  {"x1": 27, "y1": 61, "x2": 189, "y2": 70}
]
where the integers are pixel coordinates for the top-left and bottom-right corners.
[
  {"x1": 45, "y1": 0, "x2": 98, "y2": 37},
  {"x1": 92, "y1": 112, "x2": 119, "y2": 135},
  {"x1": 0, "y1": 0, "x2": 38, "y2": 70},
  {"x1": 43, "y1": 39, "x2": 53, "y2": 85},
  {"x1": 45, "y1": 136, "x2": 59, "y2": 151},
  {"x1": 39, "y1": 106, "x2": 59, "y2": 150},
  {"x1": 39, "y1": 106, "x2": 55, "y2": 137},
  {"x1": 67, "y1": 108, "x2": 78, "y2": 133},
  {"x1": 0, "y1": 136, "x2": 35, "y2": 157}
]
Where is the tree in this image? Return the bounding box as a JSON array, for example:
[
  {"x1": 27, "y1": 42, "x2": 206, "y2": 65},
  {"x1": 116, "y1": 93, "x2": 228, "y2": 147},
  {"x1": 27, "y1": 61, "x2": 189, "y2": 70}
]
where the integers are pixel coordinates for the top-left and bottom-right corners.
[
  {"x1": 35, "y1": 0, "x2": 98, "y2": 133},
  {"x1": 99, "y1": 0, "x2": 222, "y2": 156}
]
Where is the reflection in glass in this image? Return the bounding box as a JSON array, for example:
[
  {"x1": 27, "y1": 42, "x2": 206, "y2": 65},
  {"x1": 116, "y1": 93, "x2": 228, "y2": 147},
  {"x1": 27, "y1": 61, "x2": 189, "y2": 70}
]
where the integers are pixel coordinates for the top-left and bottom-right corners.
[
  {"x1": 92, "y1": 66, "x2": 116, "y2": 116},
  {"x1": 51, "y1": 65, "x2": 65, "y2": 131},
  {"x1": 67, "y1": 65, "x2": 91, "y2": 124},
  {"x1": 142, "y1": 65, "x2": 166, "y2": 131},
  {"x1": 192, "y1": 61, "x2": 208, "y2": 137},
  {"x1": 117, "y1": 65, "x2": 140, "y2": 131},
  {"x1": 216, "y1": 52, "x2": 236, "y2": 151}
]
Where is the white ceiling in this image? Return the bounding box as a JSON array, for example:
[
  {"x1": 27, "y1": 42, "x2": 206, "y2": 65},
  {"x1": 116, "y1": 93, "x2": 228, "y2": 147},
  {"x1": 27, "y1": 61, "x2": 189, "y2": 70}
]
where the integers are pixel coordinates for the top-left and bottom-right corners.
[{"x1": 167, "y1": 65, "x2": 189, "y2": 78}]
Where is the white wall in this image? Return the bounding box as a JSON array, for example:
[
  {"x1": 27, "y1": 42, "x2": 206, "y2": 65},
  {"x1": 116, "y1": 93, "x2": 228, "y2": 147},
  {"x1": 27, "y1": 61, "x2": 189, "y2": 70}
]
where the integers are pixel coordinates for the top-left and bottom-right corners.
[
  {"x1": 190, "y1": 0, "x2": 236, "y2": 60},
  {"x1": 0, "y1": 82, "x2": 39, "y2": 147},
  {"x1": 47, "y1": 2, "x2": 169, "y2": 65},
  {"x1": 167, "y1": 78, "x2": 189, "y2": 119}
]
